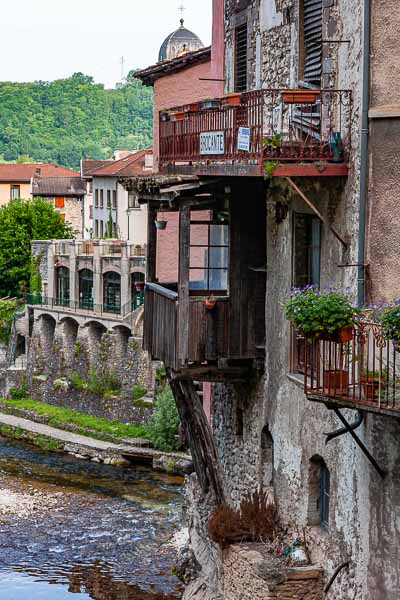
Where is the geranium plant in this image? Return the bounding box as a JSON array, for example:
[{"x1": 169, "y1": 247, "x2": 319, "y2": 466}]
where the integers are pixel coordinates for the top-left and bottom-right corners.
[{"x1": 284, "y1": 286, "x2": 360, "y2": 339}]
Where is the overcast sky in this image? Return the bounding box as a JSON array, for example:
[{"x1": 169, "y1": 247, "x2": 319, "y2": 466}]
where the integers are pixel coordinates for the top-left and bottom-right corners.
[{"x1": 1, "y1": 0, "x2": 212, "y2": 88}]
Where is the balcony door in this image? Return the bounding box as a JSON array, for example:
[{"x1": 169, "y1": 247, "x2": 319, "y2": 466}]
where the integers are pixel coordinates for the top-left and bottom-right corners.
[
  {"x1": 56, "y1": 267, "x2": 70, "y2": 307},
  {"x1": 103, "y1": 271, "x2": 121, "y2": 313},
  {"x1": 79, "y1": 269, "x2": 94, "y2": 310}
]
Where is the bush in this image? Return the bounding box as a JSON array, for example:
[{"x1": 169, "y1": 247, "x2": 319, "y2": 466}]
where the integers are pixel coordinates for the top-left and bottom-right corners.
[
  {"x1": 208, "y1": 490, "x2": 278, "y2": 548},
  {"x1": 284, "y1": 286, "x2": 360, "y2": 338},
  {"x1": 377, "y1": 301, "x2": 400, "y2": 346},
  {"x1": 0, "y1": 298, "x2": 18, "y2": 345},
  {"x1": 132, "y1": 384, "x2": 147, "y2": 401},
  {"x1": 9, "y1": 382, "x2": 29, "y2": 400},
  {"x1": 69, "y1": 369, "x2": 121, "y2": 396},
  {"x1": 147, "y1": 386, "x2": 180, "y2": 452}
]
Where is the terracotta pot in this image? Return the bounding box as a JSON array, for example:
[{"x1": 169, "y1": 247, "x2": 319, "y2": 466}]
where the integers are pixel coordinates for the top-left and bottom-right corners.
[
  {"x1": 204, "y1": 296, "x2": 217, "y2": 310},
  {"x1": 323, "y1": 369, "x2": 349, "y2": 394},
  {"x1": 171, "y1": 112, "x2": 185, "y2": 121},
  {"x1": 282, "y1": 90, "x2": 320, "y2": 104},
  {"x1": 224, "y1": 93, "x2": 241, "y2": 106},
  {"x1": 188, "y1": 103, "x2": 200, "y2": 111},
  {"x1": 317, "y1": 325, "x2": 354, "y2": 343},
  {"x1": 360, "y1": 376, "x2": 386, "y2": 401}
]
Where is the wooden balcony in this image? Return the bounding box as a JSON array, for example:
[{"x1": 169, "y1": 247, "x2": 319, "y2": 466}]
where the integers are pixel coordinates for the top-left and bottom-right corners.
[
  {"x1": 159, "y1": 89, "x2": 352, "y2": 178},
  {"x1": 144, "y1": 283, "x2": 262, "y2": 381},
  {"x1": 304, "y1": 321, "x2": 400, "y2": 418}
]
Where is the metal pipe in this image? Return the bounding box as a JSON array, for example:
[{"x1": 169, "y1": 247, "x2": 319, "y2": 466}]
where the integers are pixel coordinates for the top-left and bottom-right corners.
[
  {"x1": 324, "y1": 561, "x2": 350, "y2": 594},
  {"x1": 357, "y1": 0, "x2": 371, "y2": 306},
  {"x1": 324, "y1": 410, "x2": 364, "y2": 444}
]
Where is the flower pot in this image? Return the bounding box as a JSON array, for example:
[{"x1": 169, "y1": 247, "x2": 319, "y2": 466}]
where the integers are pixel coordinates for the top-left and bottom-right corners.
[
  {"x1": 323, "y1": 369, "x2": 349, "y2": 394},
  {"x1": 155, "y1": 220, "x2": 168, "y2": 230},
  {"x1": 135, "y1": 281, "x2": 145, "y2": 292},
  {"x1": 360, "y1": 375, "x2": 386, "y2": 401},
  {"x1": 223, "y1": 93, "x2": 242, "y2": 106},
  {"x1": 318, "y1": 325, "x2": 354, "y2": 343},
  {"x1": 282, "y1": 89, "x2": 320, "y2": 104},
  {"x1": 205, "y1": 296, "x2": 217, "y2": 310},
  {"x1": 171, "y1": 112, "x2": 185, "y2": 121},
  {"x1": 188, "y1": 102, "x2": 200, "y2": 111}
]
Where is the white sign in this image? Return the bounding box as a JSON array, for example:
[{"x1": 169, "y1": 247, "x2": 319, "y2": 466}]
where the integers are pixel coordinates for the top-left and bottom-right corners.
[
  {"x1": 237, "y1": 127, "x2": 250, "y2": 152},
  {"x1": 200, "y1": 131, "x2": 225, "y2": 155}
]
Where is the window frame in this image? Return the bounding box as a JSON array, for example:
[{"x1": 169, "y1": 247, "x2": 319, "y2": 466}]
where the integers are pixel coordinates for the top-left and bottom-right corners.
[
  {"x1": 234, "y1": 22, "x2": 248, "y2": 93},
  {"x1": 94, "y1": 189, "x2": 99, "y2": 208},
  {"x1": 100, "y1": 189, "x2": 104, "y2": 209},
  {"x1": 10, "y1": 185, "x2": 20, "y2": 200},
  {"x1": 189, "y1": 216, "x2": 230, "y2": 294}
]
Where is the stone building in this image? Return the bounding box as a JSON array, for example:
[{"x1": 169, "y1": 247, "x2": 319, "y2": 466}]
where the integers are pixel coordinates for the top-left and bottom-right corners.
[{"x1": 128, "y1": 0, "x2": 400, "y2": 599}]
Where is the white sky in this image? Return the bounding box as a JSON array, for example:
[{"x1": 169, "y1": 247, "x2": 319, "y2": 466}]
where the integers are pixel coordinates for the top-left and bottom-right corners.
[{"x1": 1, "y1": 0, "x2": 212, "y2": 88}]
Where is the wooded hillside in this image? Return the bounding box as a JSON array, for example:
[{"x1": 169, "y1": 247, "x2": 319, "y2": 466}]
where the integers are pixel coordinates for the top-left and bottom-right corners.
[{"x1": 0, "y1": 73, "x2": 153, "y2": 169}]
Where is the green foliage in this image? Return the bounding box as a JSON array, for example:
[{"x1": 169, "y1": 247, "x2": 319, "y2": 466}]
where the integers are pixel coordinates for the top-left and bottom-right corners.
[
  {"x1": 147, "y1": 386, "x2": 180, "y2": 452},
  {"x1": 0, "y1": 74, "x2": 153, "y2": 169},
  {"x1": 0, "y1": 397, "x2": 149, "y2": 439},
  {"x1": 155, "y1": 366, "x2": 167, "y2": 383},
  {"x1": 0, "y1": 298, "x2": 18, "y2": 344},
  {"x1": 9, "y1": 382, "x2": 29, "y2": 400},
  {"x1": 132, "y1": 384, "x2": 147, "y2": 401},
  {"x1": 263, "y1": 133, "x2": 281, "y2": 148},
  {"x1": 29, "y1": 255, "x2": 43, "y2": 294},
  {"x1": 377, "y1": 302, "x2": 400, "y2": 346},
  {"x1": 284, "y1": 286, "x2": 360, "y2": 338},
  {"x1": 263, "y1": 160, "x2": 278, "y2": 177},
  {"x1": 0, "y1": 198, "x2": 72, "y2": 298},
  {"x1": 69, "y1": 368, "x2": 121, "y2": 396}
]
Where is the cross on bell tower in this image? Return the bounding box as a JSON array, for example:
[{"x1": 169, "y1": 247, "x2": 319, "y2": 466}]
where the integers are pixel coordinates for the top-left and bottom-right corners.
[{"x1": 178, "y1": 2, "x2": 186, "y2": 25}]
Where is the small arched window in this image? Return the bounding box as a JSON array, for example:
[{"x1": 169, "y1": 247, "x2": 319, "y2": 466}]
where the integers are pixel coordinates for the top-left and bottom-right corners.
[
  {"x1": 308, "y1": 455, "x2": 330, "y2": 528},
  {"x1": 261, "y1": 425, "x2": 274, "y2": 488},
  {"x1": 56, "y1": 267, "x2": 70, "y2": 306}
]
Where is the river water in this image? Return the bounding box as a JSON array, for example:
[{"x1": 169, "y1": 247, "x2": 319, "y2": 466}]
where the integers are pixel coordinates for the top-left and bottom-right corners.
[{"x1": 0, "y1": 437, "x2": 185, "y2": 599}]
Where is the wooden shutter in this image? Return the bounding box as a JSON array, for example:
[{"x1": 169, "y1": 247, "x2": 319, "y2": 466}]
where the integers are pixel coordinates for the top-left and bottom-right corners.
[
  {"x1": 55, "y1": 197, "x2": 65, "y2": 208},
  {"x1": 235, "y1": 23, "x2": 248, "y2": 93},
  {"x1": 303, "y1": 0, "x2": 323, "y2": 85}
]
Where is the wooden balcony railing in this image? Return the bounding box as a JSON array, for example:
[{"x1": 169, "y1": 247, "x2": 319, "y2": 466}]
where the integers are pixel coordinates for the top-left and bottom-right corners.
[
  {"x1": 143, "y1": 283, "x2": 231, "y2": 373},
  {"x1": 304, "y1": 321, "x2": 400, "y2": 417},
  {"x1": 159, "y1": 89, "x2": 352, "y2": 174}
]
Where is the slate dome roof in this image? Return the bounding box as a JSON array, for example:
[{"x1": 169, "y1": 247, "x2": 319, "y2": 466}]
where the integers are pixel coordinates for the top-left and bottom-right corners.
[{"x1": 158, "y1": 19, "x2": 204, "y2": 62}]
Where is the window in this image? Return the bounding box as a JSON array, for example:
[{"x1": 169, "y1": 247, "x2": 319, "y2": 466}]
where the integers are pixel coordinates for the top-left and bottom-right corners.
[
  {"x1": 10, "y1": 185, "x2": 20, "y2": 200},
  {"x1": 95, "y1": 220, "x2": 99, "y2": 238},
  {"x1": 95, "y1": 190, "x2": 99, "y2": 208},
  {"x1": 308, "y1": 456, "x2": 330, "y2": 528},
  {"x1": 235, "y1": 23, "x2": 248, "y2": 92},
  {"x1": 112, "y1": 190, "x2": 117, "y2": 209},
  {"x1": 89, "y1": 180, "x2": 93, "y2": 194},
  {"x1": 112, "y1": 222, "x2": 117, "y2": 237},
  {"x1": 190, "y1": 215, "x2": 229, "y2": 292},
  {"x1": 100, "y1": 220, "x2": 104, "y2": 238},
  {"x1": 107, "y1": 190, "x2": 111, "y2": 209},
  {"x1": 89, "y1": 205, "x2": 93, "y2": 219},
  {"x1": 128, "y1": 192, "x2": 140, "y2": 209},
  {"x1": 103, "y1": 271, "x2": 121, "y2": 313},
  {"x1": 55, "y1": 267, "x2": 70, "y2": 306},
  {"x1": 300, "y1": 0, "x2": 323, "y2": 85},
  {"x1": 100, "y1": 190, "x2": 104, "y2": 208},
  {"x1": 55, "y1": 197, "x2": 65, "y2": 209},
  {"x1": 79, "y1": 269, "x2": 94, "y2": 310}
]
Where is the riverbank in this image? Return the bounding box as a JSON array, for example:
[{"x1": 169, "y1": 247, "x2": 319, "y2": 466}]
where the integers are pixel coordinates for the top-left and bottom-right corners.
[{"x1": 0, "y1": 401, "x2": 192, "y2": 475}]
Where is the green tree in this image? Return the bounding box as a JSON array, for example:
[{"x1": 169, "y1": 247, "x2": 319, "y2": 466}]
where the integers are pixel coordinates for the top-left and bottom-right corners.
[
  {"x1": 0, "y1": 198, "x2": 73, "y2": 298},
  {"x1": 147, "y1": 386, "x2": 181, "y2": 452}
]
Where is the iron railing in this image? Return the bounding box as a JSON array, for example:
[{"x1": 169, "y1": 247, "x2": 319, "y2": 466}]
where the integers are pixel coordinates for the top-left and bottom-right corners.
[
  {"x1": 304, "y1": 321, "x2": 400, "y2": 415},
  {"x1": 159, "y1": 89, "x2": 352, "y2": 166},
  {"x1": 26, "y1": 294, "x2": 144, "y2": 317}
]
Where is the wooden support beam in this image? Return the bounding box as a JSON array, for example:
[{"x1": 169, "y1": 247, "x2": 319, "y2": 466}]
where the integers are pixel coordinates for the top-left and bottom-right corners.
[
  {"x1": 146, "y1": 202, "x2": 158, "y2": 282},
  {"x1": 285, "y1": 177, "x2": 348, "y2": 248},
  {"x1": 178, "y1": 204, "x2": 190, "y2": 367},
  {"x1": 169, "y1": 375, "x2": 225, "y2": 504}
]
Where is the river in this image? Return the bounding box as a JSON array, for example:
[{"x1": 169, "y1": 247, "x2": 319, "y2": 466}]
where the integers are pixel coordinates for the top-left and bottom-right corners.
[{"x1": 0, "y1": 437, "x2": 185, "y2": 599}]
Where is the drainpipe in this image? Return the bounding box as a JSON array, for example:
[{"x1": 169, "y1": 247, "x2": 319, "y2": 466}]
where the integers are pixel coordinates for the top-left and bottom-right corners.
[{"x1": 357, "y1": 0, "x2": 371, "y2": 307}]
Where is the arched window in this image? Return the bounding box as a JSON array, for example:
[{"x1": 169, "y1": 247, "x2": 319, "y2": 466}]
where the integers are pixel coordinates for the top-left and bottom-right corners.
[
  {"x1": 131, "y1": 272, "x2": 145, "y2": 310},
  {"x1": 308, "y1": 455, "x2": 330, "y2": 528},
  {"x1": 56, "y1": 267, "x2": 70, "y2": 306},
  {"x1": 261, "y1": 425, "x2": 274, "y2": 488},
  {"x1": 103, "y1": 272, "x2": 121, "y2": 314},
  {"x1": 79, "y1": 269, "x2": 94, "y2": 310}
]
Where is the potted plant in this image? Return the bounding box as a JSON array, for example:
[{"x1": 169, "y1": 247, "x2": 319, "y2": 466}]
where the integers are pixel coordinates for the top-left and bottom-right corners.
[
  {"x1": 201, "y1": 99, "x2": 220, "y2": 110},
  {"x1": 134, "y1": 280, "x2": 145, "y2": 293},
  {"x1": 360, "y1": 369, "x2": 387, "y2": 401},
  {"x1": 223, "y1": 93, "x2": 242, "y2": 106},
  {"x1": 282, "y1": 89, "x2": 320, "y2": 104},
  {"x1": 263, "y1": 134, "x2": 282, "y2": 159},
  {"x1": 155, "y1": 219, "x2": 168, "y2": 230},
  {"x1": 377, "y1": 301, "x2": 400, "y2": 351},
  {"x1": 170, "y1": 111, "x2": 186, "y2": 121},
  {"x1": 284, "y1": 286, "x2": 360, "y2": 342},
  {"x1": 205, "y1": 295, "x2": 217, "y2": 310}
]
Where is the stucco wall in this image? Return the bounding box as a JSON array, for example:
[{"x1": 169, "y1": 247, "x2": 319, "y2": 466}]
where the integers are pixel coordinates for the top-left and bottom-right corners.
[{"x1": 0, "y1": 182, "x2": 31, "y2": 206}]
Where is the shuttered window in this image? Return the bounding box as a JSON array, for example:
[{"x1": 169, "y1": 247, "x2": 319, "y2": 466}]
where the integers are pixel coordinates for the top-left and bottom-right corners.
[
  {"x1": 303, "y1": 0, "x2": 323, "y2": 85},
  {"x1": 235, "y1": 23, "x2": 248, "y2": 93}
]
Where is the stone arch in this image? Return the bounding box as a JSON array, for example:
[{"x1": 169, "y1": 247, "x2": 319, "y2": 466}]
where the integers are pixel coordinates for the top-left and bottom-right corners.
[
  {"x1": 260, "y1": 425, "x2": 274, "y2": 488},
  {"x1": 113, "y1": 325, "x2": 132, "y2": 357},
  {"x1": 60, "y1": 317, "x2": 79, "y2": 360},
  {"x1": 308, "y1": 455, "x2": 330, "y2": 528},
  {"x1": 86, "y1": 320, "x2": 108, "y2": 345},
  {"x1": 39, "y1": 313, "x2": 56, "y2": 353}
]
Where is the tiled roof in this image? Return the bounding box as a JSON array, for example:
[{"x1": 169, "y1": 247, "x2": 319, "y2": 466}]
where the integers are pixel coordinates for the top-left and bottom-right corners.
[
  {"x1": 135, "y1": 46, "x2": 211, "y2": 86},
  {"x1": 32, "y1": 177, "x2": 86, "y2": 197},
  {"x1": 90, "y1": 149, "x2": 153, "y2": 177},
  {"x1": 0, "y1": 163, "x2": 79, "y2": 182},
  {"x1": 81, "y1": 159, "x2": 113, "y2": 177}
]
